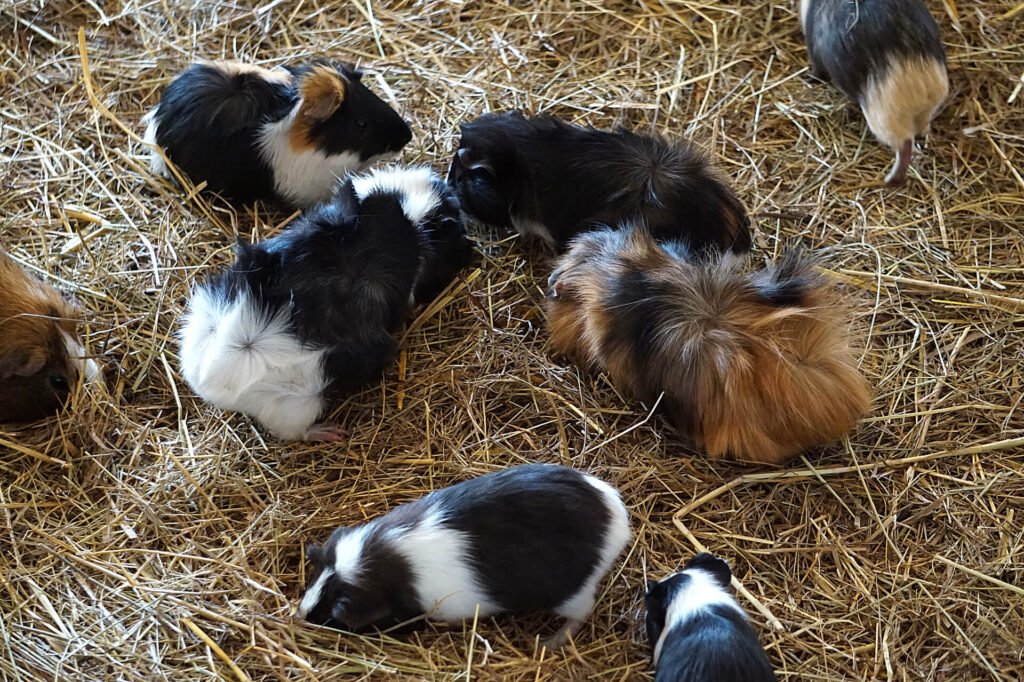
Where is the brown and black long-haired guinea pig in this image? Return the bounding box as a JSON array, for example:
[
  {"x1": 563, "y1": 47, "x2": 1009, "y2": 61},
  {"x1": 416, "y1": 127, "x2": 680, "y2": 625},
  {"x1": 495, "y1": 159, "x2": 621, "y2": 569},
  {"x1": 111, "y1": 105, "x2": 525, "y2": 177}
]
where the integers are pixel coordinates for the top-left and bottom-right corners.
[
  {"x1": 0, "y1": 249, "x2": 100, "y2": 423},
  {"x1": 143, "y1": 60, "x2": 412, "y2": 208},
  {"x1": 447, "y1": 111, "x2": 751, "y2": 255},
  {"x1": 545, "y1": 227, "x2": 870, "y2": 464}
]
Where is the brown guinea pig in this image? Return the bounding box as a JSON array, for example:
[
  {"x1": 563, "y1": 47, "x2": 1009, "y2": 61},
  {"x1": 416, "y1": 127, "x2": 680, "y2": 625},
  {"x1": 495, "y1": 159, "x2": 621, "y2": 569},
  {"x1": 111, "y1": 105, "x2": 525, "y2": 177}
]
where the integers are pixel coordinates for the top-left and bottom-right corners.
[
  {"x1": 0, "y1": 249, "x2": 100, "y2": 423},
  {"x1": 545, "y1": 227, "x2": 870, "y2": 464}
]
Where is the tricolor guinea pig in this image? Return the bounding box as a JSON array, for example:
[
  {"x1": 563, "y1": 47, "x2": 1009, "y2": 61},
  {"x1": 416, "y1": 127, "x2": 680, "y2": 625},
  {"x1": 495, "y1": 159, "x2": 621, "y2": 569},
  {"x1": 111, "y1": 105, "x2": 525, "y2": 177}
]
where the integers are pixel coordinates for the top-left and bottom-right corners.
[
  {"x1": 447, "y1": 111, "x2": 751, "y2": 254},
  {"x1": 0, "y1": 249, "x2": 100, "y2": 422},
  {"x1": 297, "y1": 463, "x2": 631, "y2": 648},
  {"x1": 800, "y1": 0, "x2": 949, "y2": 185},
  {"x1": 143, "y1": 59, "x2": 412, "y2": 207},
  {"x1": 545, "y1": 227, "x2": 871, "y2": 464},
  {"x1": 177, "y1": 165, "x2": 472, "y2": 441},
  {"x1": 645, "y1": 554, "x2": 776, "y2": 682}
]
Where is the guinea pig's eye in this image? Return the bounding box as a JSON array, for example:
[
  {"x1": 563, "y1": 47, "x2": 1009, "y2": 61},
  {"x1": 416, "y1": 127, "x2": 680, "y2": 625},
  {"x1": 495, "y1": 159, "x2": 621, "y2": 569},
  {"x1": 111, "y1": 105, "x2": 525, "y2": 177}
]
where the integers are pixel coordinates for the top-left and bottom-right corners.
[
  {"x1": 49, "y1": 375, "x2": 69, "y2": 392},
  {"x1": 356, "y1": 119, "x2": 367, "y2": 129}
]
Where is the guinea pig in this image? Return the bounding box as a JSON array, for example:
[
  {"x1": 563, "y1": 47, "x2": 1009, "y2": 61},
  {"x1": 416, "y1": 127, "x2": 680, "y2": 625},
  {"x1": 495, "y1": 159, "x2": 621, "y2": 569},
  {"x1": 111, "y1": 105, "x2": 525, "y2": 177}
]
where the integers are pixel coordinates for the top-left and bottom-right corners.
[
  {"x1": 178, "y1": 165, "x2": 472, "y2": 441},
  {"x1": 143, "y1": 59, "x2": 413, "y2": 207},
  {"x1": 0, "y1": 249, "x2": 100, "y2": 422},
  {"x1": 645, "y1": 554, "x2": 776, "y2": 682},
  {"x1": 545, "y1": 227, "x2": 871, "y2": 464},
  {"x1": 799, "y1": 0, "x2": 949, "y2": 185},
  {"x1": 297, "y1": 463, "x2": 631, "y2": 647},
  {"x1": 447, "y1": 111, "x2": 751, "y2": 254}
]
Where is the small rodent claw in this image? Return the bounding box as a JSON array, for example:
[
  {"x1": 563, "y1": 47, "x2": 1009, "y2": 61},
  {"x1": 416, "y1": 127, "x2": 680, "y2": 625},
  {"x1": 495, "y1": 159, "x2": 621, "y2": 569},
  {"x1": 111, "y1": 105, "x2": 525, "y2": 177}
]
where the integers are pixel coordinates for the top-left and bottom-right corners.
[{"x1": 305, "y1": 423, "x2": 348, "y2": 442}]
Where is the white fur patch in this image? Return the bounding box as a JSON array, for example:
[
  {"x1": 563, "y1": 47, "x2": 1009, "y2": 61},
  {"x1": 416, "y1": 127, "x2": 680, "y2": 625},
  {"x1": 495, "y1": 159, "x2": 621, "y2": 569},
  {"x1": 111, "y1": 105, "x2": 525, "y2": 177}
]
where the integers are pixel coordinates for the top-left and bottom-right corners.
[
  {"x1": 510, "y1": 215, "x2": 556, "y2": 244},
  {"x1": 60, "y1": 330, "x2": 100, "y2": 383},
  {"x1": 860, "y1": 55, "x2": 948, "y2": 151},
  {"x1": 652, "y1": 568, "x2": 745, "y2": 664},
  {"x1": 258, "y1": 107, "x2": 362, "y2": 208},
  {"x1": 332, "y1": 526, "x2": 373, "y2": 583},
  {"x1": 554, "y1": 475, "x2": 632, "y2": 621},
  {"x1": 397, "y1": 508, "x2": 498, "y2": 621},
  {"x1": 141, "y1": 107, "x2": 168, "y2": 177},
  {"x1": 296, "y1": 569, "x2": 331, "y2": 619},
  {"x1": 178, "y1": 284, "x2": 328, "y2": 440},
  {"x1": 349, "y1": 165, "x2": 443, "y2": 225},
  {"x1": 798, "y1": 0, "x2": 811, "y2": 34}
]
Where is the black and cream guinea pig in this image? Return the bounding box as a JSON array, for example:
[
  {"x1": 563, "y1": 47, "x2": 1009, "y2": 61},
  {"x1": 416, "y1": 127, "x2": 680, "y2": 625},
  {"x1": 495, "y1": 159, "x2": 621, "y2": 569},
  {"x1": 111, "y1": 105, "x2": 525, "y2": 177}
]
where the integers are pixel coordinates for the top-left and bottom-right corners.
[
  {"x1": 143, "y1": 60, "x2": 412, "y2": 207},
  {"x1": 0, "y1": 249, "x2": 100, "y2": 422},
  {"x1": 800, "y1": 0, "x2": 948, "y2": 185},
  {"x1": 546, "y1": 227, "x2": 871, "y2": 464},
  {"x1": 645, "y1": 554, "x2": 776, "y2": 682},
  {"x1": 447, "y1": 111, "x2": 751, "y2": 254},
  {"x1": 297, "y1": 463, "x2": 631, "y2": 647},
  {"x1": 177, "y1": 165, "x2": 472, "y2": 441}
]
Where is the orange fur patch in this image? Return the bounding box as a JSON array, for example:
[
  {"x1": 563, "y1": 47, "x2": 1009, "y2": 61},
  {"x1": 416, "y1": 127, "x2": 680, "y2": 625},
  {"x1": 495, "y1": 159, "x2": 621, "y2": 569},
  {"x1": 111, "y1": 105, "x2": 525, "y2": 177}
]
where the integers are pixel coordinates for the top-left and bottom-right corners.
[
  {"x1": 545, "y1": 229, "x2": 871, "y2": 464},
  {"x1": 289, "y1": 66, "x2": 347, "y2": 151},
  {"x1": 0, "y1": 250, "x2": 80, "y2": 379}
]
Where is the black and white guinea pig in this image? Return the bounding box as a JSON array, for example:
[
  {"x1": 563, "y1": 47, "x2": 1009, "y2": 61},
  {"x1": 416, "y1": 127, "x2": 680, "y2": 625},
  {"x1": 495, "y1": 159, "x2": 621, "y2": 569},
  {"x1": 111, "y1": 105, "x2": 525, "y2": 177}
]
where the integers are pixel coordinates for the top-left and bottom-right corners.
[
  {"x1": 297, "y1": 463, "x2": 631, "y2": 647},
  {"x1": 0, "y1": 249, "x2": 101, "y2": 423},
  {"x1": 800, "y1": 0, "x2": 948, "y2": 185},
  {"x1": 177, "y1": 165, "x2": 472, "y2": 441},
  {"x1": 143, "y1": 59, "x2": 413, "y2": 207},
  {"x1": 447, "y1": 111, "x2": 751, "y2": 254},
  {"x1": 645, "y1": 554, "x2": 776, "y2": 682}
]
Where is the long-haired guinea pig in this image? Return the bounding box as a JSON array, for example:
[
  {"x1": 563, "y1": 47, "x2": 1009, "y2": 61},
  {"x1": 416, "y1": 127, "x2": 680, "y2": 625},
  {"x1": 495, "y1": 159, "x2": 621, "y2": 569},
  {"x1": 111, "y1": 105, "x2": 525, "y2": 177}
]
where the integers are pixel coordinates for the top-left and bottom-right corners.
[
  {"x1": 545, "y1": 227, "x2": 871, "y2": 464},
  {"x1": 0, "y1": 249, "x2": 100, "y2": 422},
  {"x1": 178, "y1": 165, "x2": 472, "y2": 441},
  {"x1": 800, "y1": 0, "x2": 948, "y2": 185},
  {"x1": 143, "y1": 59, "x2": 413, "y2": 207},
  {"x1": 645, "y1": 554, "x2": 776, "y2": 681},
  {"x1": 447, "y1": 111, "x2": 751, "y2": 254},
  {"x1": 297, "y1": 463, "x2": 630, "y2": 647}
]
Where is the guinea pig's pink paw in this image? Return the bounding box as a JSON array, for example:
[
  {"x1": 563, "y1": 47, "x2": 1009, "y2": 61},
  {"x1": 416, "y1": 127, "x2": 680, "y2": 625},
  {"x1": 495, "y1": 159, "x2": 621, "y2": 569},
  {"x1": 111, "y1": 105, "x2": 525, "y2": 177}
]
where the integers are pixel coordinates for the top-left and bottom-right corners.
[{"x1": 305, "y1": 423, "x2": 348, "y2": 442}]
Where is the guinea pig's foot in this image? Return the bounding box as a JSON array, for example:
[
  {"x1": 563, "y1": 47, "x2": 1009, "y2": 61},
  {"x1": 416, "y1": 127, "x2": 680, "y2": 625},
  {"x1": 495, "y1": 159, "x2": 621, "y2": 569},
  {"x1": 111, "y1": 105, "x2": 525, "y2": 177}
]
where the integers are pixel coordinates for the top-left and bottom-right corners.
[
  {"x1": 546, "y1": 270, "x2": 571, "y2": 299},
  {"x1": 305, "y1": 423, "x2": 348, "y2": 442},
  {"x1": 540, "y1": 619, "x2": 582, "y2": 651}
]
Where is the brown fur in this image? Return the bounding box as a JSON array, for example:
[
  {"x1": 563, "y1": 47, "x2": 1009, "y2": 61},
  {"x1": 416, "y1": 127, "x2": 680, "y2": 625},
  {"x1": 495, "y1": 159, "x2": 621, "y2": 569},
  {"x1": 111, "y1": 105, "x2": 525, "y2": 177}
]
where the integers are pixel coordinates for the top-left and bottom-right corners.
[
  {"x1": 0, "y1": 250, "x2": 87, "y2": 422},
  {"x1": 202, "y1": 60, "x2": 293, "y2": 85},
  {"x1": 545, "y1": 229, "x2": 871, "y2": 464},
  {"x1": 289, "y1": 66, "x2": 347, "y2": 151}
]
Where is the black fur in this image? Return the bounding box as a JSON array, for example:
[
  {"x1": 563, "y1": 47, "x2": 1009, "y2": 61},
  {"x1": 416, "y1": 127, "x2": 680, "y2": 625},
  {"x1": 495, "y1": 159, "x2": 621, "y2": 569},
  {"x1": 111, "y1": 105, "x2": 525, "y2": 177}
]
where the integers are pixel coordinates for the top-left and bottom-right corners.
[
  {"x1": 151, "y1": 60, "x2": 411, "y2": 205},
  {"x1": 645, "y1": 555, "x2": 776, "y2": 682},
  {"x1": 803, "y1": 0, "x2": 947, "y2": 100},
  {"x1": 439, "y1": 464, "x2": 612, "y2": 611},
  {"x1": 749, "y1": 250, "x2": 818, "y2": 307},
  {"x1": 200, "y1": 172, "x2": 465, "y2": 400},
  {"x1": 447, "y1": 112, "x2": 751, "y2": 254},
  {"x1": 407, "y1": 176, "x2": 476, "y2": 305},
  {"x1": 301, "y1": 463, "x2": 621, "y2": 632}
]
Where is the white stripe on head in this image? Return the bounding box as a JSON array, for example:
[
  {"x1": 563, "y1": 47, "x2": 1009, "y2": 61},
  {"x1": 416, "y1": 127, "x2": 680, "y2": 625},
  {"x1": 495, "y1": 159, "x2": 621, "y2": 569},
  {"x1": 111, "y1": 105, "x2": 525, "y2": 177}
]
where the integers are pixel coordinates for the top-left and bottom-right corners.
[
  {"x1": 349, "y1": 165, "x2": 442, "y2": 225},
  {"x1": 60, "y1": 330, "x2": 100, "y2": 383},
  {"x1": 296, "y1": 568, "x2": 332, "y2": 619},
  {"x1": 652, "y1": 568, "x2": 745, "y2": 664},
  {"x1": 332, "y1": 526, "x2": 372, "y2": 582}
]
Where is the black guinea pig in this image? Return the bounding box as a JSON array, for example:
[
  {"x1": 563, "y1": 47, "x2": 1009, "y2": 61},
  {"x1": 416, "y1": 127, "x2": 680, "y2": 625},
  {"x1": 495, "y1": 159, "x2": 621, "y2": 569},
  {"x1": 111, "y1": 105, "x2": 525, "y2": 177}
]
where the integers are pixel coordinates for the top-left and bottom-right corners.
[
  {"x1": 177, "y1": 165, "x2": 472, "y2": 441},
  {"x1": 645, "y1": 554, "x2": 776, "y2": 682},
  {"x1": 447, "y1": 111, "x2": 751, "y2": 254},
  {"x1": 800, "y1": 0, "x2": 949, "y2": 185},
  {"x1": 143, "y1": 59, "x2": 413, "y2": 207},
  {"x1": 0, "y1": 249, "x2": 100, "y2": 422},
  {"x1": 297, "y1": 463, "x2": 631, "y2": 648}
]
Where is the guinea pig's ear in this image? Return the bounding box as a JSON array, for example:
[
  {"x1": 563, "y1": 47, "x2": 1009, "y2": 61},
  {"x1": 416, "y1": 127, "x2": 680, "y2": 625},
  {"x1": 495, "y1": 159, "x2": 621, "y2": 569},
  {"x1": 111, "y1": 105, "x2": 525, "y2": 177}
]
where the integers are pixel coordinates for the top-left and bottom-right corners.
[
  {"x1": 685, "y1": 552, "x2": 732, "y2": 588},
  {"x1": 456, "y1": 147, "x2": 493, "y2": 175},
  {"x1": 304, "y1": 543, "x2": 324, "y2": 566},
  {"x1": 0, "y1": 348, "x2": 47, "y2": 379},
  {"x1": 298, "y1": 66, "x2": 347, "y2": 122}
]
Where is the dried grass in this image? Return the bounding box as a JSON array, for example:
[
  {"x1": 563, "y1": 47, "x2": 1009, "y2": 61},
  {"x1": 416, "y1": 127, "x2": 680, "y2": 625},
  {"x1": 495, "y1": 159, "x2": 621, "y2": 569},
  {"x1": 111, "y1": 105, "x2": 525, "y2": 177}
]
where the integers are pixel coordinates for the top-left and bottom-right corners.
[{"x1": 1, "y1": 1, "x2": 1022, "y2": 680}]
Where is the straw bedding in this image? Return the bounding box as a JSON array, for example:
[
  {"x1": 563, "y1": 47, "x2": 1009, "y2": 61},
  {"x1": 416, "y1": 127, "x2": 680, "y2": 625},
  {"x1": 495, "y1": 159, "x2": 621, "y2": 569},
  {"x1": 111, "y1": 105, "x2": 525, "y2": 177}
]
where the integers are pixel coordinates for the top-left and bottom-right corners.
[{"x1": 1, "y1": 1, "x2": 1022, "y2": 679}]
